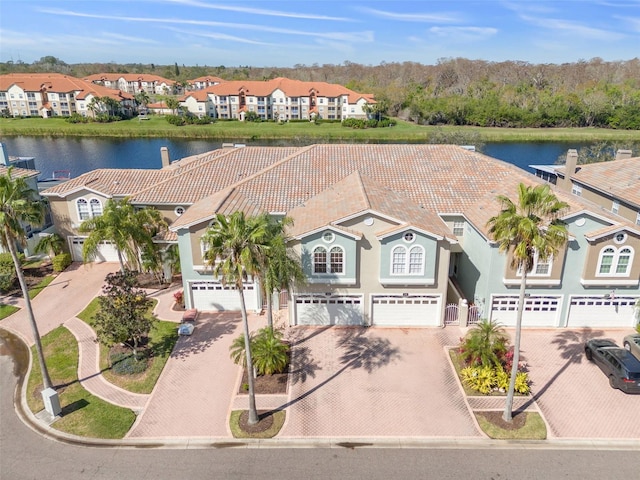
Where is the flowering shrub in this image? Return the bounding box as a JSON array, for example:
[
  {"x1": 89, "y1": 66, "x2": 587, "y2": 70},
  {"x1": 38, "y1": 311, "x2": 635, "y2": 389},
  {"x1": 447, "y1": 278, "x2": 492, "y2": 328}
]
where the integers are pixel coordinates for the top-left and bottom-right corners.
[{"x1": 173, "y1": 290, "x2": 184, "y2": 307}]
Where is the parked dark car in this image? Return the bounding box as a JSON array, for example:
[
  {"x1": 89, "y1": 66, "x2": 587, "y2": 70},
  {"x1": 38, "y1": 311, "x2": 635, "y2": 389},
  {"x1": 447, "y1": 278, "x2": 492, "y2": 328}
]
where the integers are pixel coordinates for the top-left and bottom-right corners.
[{"x1": 585, "y1": 339, "x2": 640, "y2": 394}]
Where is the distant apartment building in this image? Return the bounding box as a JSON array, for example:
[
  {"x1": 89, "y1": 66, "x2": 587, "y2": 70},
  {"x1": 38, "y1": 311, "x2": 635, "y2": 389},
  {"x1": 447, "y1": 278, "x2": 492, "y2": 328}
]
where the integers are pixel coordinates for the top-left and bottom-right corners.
[
  {"x1": 179, "y1": 77, "x2": 376, "y2": 121},
  {"x1": 84, "y1": 73, "x2": 177, "y2": 95},
  {"x1": 0, "y1": 73, "x2": 135, "y2": 118},
  {"x1": 188, "y1": 76, "x2": 223, "y2": 90}
]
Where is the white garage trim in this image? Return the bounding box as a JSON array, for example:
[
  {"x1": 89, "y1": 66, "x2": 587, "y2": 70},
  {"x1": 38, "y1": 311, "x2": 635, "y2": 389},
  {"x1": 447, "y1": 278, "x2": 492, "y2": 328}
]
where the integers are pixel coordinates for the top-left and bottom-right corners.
[
  {"x1": 490, "y1": 294, "x2": 562, "y2": 327},
  {"x1": 371, "y1": 294, "x2": 441, "y2": 327},
  {"x1": 294, "y1": 294, "x2": 364, "y2": 326},
  {"x1": 566, "y1": 295, "x2": 639, "y2": 328},
  {"x1": 189, "y1": 281, "x2": 259, "y2": 312},
  {"x1": 68, "y1": 236, "x2": 120, "y2": 262}
]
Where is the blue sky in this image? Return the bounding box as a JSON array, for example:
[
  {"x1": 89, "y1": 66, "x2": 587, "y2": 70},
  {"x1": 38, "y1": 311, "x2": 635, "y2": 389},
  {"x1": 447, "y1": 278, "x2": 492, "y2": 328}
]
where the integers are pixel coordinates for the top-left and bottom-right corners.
[{"x1": 1, "y1": 1, "x2": 639, "y2": 67}]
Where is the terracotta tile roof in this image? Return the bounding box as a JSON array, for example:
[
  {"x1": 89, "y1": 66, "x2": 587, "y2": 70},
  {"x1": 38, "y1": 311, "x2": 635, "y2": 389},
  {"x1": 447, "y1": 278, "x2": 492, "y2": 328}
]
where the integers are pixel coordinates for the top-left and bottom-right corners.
[
  {"x1": 0, "y1": 165, "x2": 40, "y2": 179},
  {"x1": 206, "y1": 77, "x2": 373, "y2": 101},
  {"x1": 188, "y1": 76, "x2": 223, "y2": 84},
  {"x1": 0, "y1": 73, "x2": 132, "y2": 101},
  {"x1": 181, "y1": 90, "x2": 210, "y2": 102},
  {"x1": 286, "y1": 171, "x2": 452, "y2": 240},
  {"x1": 84, "y1": 73, "x2": 175, "y2": 85},
  {"x1": 569, "y1": 157, "x2": 640, "y2": 208},
  {"x1": 40, "y1": 169, "x2": 170, "y2": 197},
  {"x1": 129, "y1": 147, "x2": 302, "y2": 205}
]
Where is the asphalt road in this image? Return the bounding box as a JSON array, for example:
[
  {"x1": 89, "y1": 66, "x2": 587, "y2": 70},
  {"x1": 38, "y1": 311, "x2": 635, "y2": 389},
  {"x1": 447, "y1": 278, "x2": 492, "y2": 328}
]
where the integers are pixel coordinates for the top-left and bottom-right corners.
[{"x1": 1, "y1": 329, "x2": 637, "y2": 480}]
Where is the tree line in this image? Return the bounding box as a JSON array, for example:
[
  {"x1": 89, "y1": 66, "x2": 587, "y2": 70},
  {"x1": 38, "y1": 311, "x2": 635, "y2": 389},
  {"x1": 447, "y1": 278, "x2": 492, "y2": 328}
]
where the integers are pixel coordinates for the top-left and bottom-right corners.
[{"x1": 2, "y1": 56, "x2": 639, "y2": 129}]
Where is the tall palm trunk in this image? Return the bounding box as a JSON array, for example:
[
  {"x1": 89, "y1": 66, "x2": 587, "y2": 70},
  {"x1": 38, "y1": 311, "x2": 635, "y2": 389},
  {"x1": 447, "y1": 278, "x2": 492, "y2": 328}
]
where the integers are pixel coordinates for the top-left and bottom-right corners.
[
  {"x1": 503, "y1": 265, "x2": 527, "y2": 422},
  {"x1": 117, "y1": 249, "x2": 126, "y2": 273},
  {"x1": 266, "y1": 289, "x2": 274, "y2": 330},
  {"x1": 6, "y1": 232, "x2": 52, "y2": 390},
  {"x1": 238, "y1": 280, "x2": 259, "y2": 425}
]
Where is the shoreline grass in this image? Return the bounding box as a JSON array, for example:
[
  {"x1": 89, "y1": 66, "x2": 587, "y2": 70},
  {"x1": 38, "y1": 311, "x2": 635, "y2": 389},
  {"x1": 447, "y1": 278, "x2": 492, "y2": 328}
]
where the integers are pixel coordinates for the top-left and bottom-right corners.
[{"x1": 1, "y1": 116, "x2": 637, "y2": 143}]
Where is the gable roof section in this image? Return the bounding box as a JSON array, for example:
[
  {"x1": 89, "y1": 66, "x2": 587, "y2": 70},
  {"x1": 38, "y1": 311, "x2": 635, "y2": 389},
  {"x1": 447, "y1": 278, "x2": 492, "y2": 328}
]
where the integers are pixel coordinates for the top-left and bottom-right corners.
[
  {"x1": 286, "y1": 171, "x2": 452, "y2": 240},
  {"x1": 170, "y1": 187, "x2": 265, "y2": 230},
  {"x1": 40, "y1": 169, "x2": 170, "y2": 198},
  {"x1": 0, "y1": 73, "x2": 133, "y2": 101},
  {"x1": 568, "y1": 157, "x2": 640, "y2": 208},
  {"x1": 84, "y1": 73, "x2": 174, "y2": 85}
]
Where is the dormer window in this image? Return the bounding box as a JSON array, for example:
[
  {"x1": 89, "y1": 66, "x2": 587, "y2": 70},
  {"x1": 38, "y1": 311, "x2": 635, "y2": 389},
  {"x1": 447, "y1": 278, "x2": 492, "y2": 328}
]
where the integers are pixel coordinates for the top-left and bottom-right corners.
[
  {"x1": 77, "y1": 197, "x2": 103, "y2": 221},
  {"x1": 597, "y1": 246, "x2": 633, "y2": 276},
  {"x1": 391, "y1": 245, "x2": 424, "y2": 275},
  {"x1": 313, "y1": 245, "x2": 343, "y2": 274}
]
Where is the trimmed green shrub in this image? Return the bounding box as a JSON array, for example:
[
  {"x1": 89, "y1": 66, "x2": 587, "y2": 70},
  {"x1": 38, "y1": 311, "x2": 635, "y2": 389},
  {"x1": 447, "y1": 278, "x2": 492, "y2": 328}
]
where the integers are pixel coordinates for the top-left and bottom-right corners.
[
  {"x1": 0, "y1": 252, "x2": 17, "y2": 292},
  {"x1": 52, "y1": 253, "x2": 72, "y2": 272}
]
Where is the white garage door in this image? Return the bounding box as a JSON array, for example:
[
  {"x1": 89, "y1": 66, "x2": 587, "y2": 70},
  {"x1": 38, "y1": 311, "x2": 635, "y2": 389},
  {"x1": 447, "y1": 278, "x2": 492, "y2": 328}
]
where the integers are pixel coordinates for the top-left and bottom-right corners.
[
  {"x1": 190, "y1": 281, "x2": 258, "y2": 312},
  {"x1": 371, "y1": 294, "x2": 441, "y2": 326},
  {"x1": 68, "y1": 236, "x2": 120, "y2": 262},
  {"x1": 566, "y1": 296, "x2": 639, "y2": 328},
  {"x1": 490, "y1": 295, "x2": 561, "y2": 327},
  {"x1": 294, "y1": 295, "x2": 364, "y2": 326}
]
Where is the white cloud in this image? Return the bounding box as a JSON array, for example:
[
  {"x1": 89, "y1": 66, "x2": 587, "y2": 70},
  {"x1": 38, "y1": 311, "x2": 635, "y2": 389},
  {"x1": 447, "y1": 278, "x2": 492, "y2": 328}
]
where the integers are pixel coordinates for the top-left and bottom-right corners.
[
  {"x1": 520, "y1": 15, "x2": 625, "y2": 40},
  {"x1": 428, "y1": 26, "x2": 498, "y2": 41},
  {"x1": 101, "y1": 33, "x2": 160, "y2": 44},
  {"x1": 163, "y1": 0, "x2": 353, "y2": 21},
  {"x1": 164, "y1": 27, "x2": 275, "y2": 46},
  {"x1": 359, "y1": 7, "x2": 462, "y2": 23}
]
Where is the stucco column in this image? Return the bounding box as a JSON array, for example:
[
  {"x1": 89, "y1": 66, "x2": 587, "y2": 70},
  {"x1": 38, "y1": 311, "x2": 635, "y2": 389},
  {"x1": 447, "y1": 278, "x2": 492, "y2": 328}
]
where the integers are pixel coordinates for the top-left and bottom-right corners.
[{"x1": 458, "y1": 298, "x2": 469, "y2": 327}]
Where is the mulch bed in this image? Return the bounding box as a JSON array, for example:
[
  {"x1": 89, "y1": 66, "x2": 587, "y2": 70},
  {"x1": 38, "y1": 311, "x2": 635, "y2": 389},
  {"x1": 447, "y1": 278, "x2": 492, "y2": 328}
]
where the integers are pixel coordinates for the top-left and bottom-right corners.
[
  {"x1": 4, "y1": 262, "x2": 55, "y2": 297},
  {"x1": 238, "y1": 368, "x2": 289, "y2": 394},
  {"x1": 238, "y1": 410, "x2": 275, "y2": 434},
  {"x1": 476, "y1": 411, "x2": 527, "y2": 430}
]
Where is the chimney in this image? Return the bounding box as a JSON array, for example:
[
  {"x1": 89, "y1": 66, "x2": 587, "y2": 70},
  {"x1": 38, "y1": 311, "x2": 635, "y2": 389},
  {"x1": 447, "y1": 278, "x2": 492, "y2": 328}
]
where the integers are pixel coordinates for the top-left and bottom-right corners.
[
  {"x1": 560, "y1": 149, "x2": 578, "y2": 191},
  {"x1": 160, "y1": 147, "x2": 170, "y2": 168},
  {"x1": 615, "y1": 149, "x2": 632, "y2": 161}
]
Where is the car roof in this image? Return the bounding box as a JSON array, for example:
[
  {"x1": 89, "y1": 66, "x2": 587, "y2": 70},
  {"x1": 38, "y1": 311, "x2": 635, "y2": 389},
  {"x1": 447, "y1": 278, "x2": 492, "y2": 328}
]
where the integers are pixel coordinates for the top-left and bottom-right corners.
[{"x1": 605, "y1": 348, "x2": 640, "y2": 371}]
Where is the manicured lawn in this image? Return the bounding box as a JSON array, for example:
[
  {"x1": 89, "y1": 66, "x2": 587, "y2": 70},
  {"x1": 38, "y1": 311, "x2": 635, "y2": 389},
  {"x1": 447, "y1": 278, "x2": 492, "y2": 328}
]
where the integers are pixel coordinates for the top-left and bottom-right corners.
[
  {"x1": 229, "y1": 410, "x2": 286, "y2": 438},
  {"x1": 0, "y1": 303, "x2": 20, "y2": 319},
  {"x1": 475, "y1": 411, "x2": 547, "y2": 440},
  {"x1": 0, "y1": 116, "x2": 636, "y2": 142},
  {"x1": 78, "y1": 297, "x2": 179, "y2": 394},
  {"x1": 27, "y1": 326, "x2": 135, "y2": 439}
]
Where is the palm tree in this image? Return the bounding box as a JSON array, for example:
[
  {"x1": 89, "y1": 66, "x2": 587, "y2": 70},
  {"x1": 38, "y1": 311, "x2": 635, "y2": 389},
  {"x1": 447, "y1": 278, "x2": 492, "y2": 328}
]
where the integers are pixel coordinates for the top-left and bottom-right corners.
[
  {"x1": 164, "y1": 97, "x2": 180, "y2": 115},
  {"x1": 79, "y1": 198, "x2": 165, "y2": 272},
  {"x1": 261, "y1": 216, "x2": 305, "y2": 329},
  {"x1": 0, "y1": 167, "x2": 52, "y2": 389},
  {"x1": 487, "y1": 183, "x2": 568, "y2": 422},
  {"x1": 202, "y1": 211, "x2": 270, "y2": 425},
  {"x1": 34, "y1": 232, "x2": 64, "y2": 260},
  {"x1": 459, "y1": 318, "x2": 509, "y2": 367}
]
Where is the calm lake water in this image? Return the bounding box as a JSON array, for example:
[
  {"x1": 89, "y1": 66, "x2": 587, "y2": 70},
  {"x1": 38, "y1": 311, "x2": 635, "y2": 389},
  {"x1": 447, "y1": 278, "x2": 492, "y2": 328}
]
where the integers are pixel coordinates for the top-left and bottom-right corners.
[{"x1": 0, "y1": 136, "x2": 589, "y2": 180}]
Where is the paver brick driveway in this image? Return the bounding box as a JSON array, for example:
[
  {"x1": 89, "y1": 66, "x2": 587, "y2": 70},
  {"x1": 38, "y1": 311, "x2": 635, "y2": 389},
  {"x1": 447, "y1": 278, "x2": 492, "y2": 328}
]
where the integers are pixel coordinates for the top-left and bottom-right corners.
[
  {"x1": 519, "y1": 328, "x2": 640, "y2": 439},
  {"x1": 279, "y1": 326, "x2": 480, "y2": 438}
]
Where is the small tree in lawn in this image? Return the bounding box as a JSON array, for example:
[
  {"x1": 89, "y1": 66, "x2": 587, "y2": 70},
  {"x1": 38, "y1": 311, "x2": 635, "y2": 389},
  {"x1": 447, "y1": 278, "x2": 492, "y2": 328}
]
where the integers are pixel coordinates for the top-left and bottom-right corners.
[{"x1": 93, "y1": 271, "x2": 155, "y2": 359}]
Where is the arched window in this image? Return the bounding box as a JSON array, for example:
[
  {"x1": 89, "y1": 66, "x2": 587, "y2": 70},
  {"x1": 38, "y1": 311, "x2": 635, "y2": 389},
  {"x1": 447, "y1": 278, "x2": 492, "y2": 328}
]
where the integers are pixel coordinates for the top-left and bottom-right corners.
[
  {"x1": 392, "y1": 246, "x2": 407, "y2": 274},
  {"x1": 329, "y1": 246, "x2": 344, "y2": 274},
  {"x1": 313, "y1": 245, "x2": 344, "y2": 274},
  {"x1": 313, "y1": 246, "x2": 327, "y2": 274},
  {"x1": 597, "y1": 246, "x2": 634, "y2": 276},
  {"x1": 90, "y1": 198, "x2": 103, "y2": 217},
  {"x1": 76, "y1": 198, "x2": 89, "y2": 220},
  {"x1": 391, "y1": 245, "x2": 424, "y2": 275}
]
